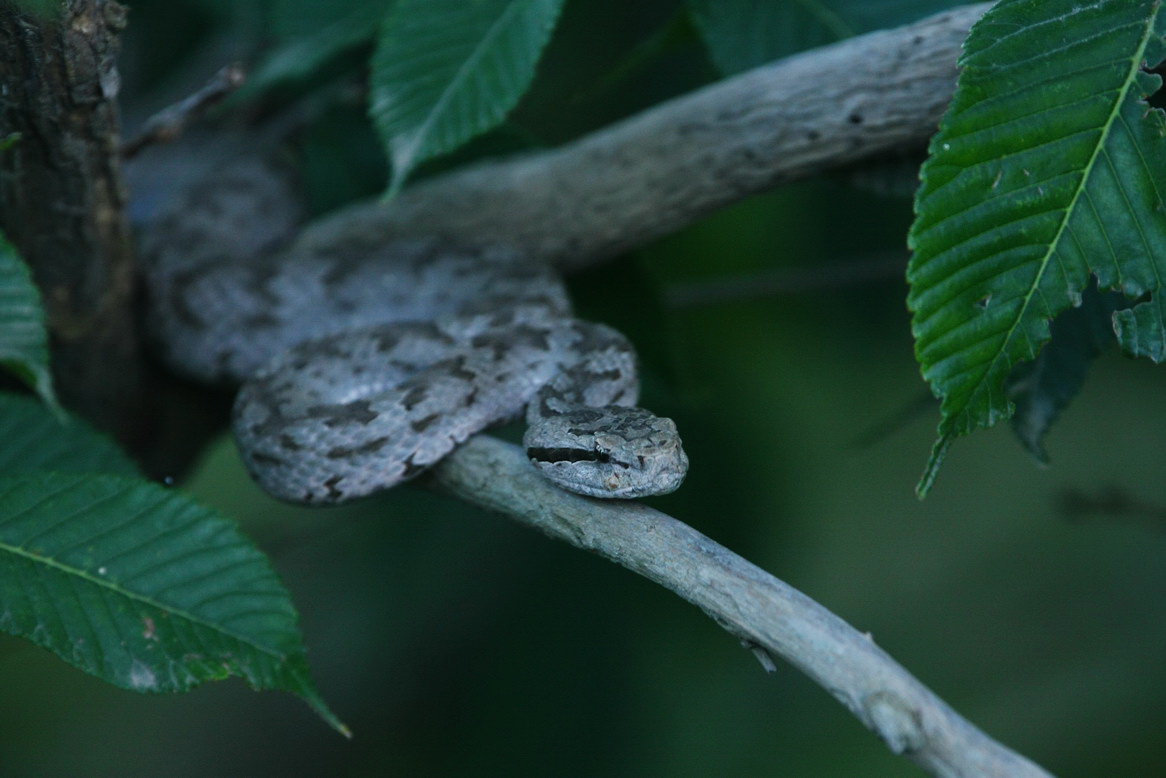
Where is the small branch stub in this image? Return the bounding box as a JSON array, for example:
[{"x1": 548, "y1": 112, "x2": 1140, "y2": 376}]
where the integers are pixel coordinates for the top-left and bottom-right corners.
[{"x1": 121, "y1": 63, "x2": 247, "y2": 158}]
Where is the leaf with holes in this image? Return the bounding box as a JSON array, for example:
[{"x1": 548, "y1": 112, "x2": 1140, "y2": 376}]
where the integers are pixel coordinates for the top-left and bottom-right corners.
[
  {"x1": 369, "y1": 0, "x2": 564, "y2": 195},
  {"x1": 0, "y1": 472, "x2": 346, "y2": 735},
  {"x1": 907, "y1": 0, "x2": 1166, "y2": 495},
  {"x1": 0, "y1": 230, "x2": 56, "y2": 409},
  {"x1": 0, "y1": 393, "x2": 138, "y2": 476},
  {"x1": 686, "y1": 0, "x2": 963, "y2": 75}
]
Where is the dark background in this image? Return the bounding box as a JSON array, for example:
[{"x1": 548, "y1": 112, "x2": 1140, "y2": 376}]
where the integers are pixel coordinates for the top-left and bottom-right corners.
[{"x1": 2, "y1": 1, "x2": 1165, "y2": 775}]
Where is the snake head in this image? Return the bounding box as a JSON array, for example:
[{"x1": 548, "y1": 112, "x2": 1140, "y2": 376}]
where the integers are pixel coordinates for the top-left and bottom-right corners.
[{"x1": 523, "y1": 406, "x2": 688, "y2": 499}]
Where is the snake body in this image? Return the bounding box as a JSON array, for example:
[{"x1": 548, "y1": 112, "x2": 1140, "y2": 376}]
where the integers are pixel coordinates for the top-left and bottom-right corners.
[{"x1": 138, "y1": 155, "x2": 687, "y2": 504}]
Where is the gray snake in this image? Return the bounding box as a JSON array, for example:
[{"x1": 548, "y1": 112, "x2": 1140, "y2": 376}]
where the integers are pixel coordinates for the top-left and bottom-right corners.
[{"x1": 136, "y1": 150, "x2": 688, "y2": 505}]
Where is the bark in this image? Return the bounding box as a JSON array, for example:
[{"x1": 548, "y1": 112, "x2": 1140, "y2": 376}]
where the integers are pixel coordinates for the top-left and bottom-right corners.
[
  {"x1": 295, "y1": 4, "x2": 991, "y2": 272},
  {"x1": 0, "y1": 0, "x2": 143, "y2": 445},
  {"x1": 431, "y1": 436, "x2": 1052, "y2": 778}
]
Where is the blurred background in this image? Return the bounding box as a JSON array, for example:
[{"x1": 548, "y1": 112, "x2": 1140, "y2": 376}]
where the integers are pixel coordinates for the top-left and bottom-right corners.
[{"x1": 3, "y1": 1, "x2": 1166, "y2": 775}]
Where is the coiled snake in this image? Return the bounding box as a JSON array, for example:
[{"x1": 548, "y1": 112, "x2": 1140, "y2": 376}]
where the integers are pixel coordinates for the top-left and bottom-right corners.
[{"x1": 138, "y1": 153, "x2": 688, "y2": 505}]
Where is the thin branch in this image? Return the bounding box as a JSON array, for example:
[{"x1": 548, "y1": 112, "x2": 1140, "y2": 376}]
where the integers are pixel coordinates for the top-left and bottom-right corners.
[
  {"x1": 120, "y1": 63, "x2": 246, "y2": 159},
  {"x1": 1058, "y1": 486, "x2": 1166, "y2": 530},
  {"x1": 664, "y1": 251, "x2": 908, "y2": 309},
  {"x1": 430, "y1": 436, "x2": 1052, "y2": 778},
  {"x1": 294, "y1": 4, "x2": 992, "y2": 272}
]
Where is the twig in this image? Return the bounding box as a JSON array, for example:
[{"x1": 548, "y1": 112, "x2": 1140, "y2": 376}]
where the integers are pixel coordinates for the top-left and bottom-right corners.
[
  {"x1": 294, "y1": 4, "x2": 992, "y2": 272},
  {"x1": 1058, "y1": 486, "x2": 1166, "y2": 530},
  {"x1": 664, "y1": 251, "x2": 908, "y2": 308},
  {"x1": 120, "y1": 63, "x2": 246, "y2": 159},
  {"x1": 430, "y1": 436, "x2": 1052, "y2": 778}
]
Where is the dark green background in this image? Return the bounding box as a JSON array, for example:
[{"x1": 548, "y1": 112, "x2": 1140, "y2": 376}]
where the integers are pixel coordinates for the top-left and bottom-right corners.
[{"x1": 3, "y1": 1, "x2": 1165, "y2": 775}]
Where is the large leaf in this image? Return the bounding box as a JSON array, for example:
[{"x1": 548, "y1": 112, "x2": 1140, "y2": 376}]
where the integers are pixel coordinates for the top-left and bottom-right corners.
[
  {"x1": 907, "y1": 0, "x2": 1166, "y2": 495},
  {"x1": 0, "y1": 230, "x2": 56, "y2": 408},
  {"x1": 369, "y1": 0, "x2": 565, "y2": 195},
  {"x1": 0, "y1": 472, "x2": 346, "y2": 735},
  {"x1": 686, "y1": 0, "x2": 962, "y2": 76},
  {"x1": 0, "y1": 393, "x2": 138, "y2": 476}
]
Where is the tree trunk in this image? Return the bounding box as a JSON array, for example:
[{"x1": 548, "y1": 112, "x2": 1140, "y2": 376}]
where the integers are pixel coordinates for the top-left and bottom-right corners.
[{"x1": 0, "y1": 0, "x2": 143, "y2": 446}]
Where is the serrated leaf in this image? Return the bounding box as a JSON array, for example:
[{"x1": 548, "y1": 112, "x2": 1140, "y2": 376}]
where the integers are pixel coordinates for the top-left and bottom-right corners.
[
  {"x1": 0, "y1": 393, "x2": 138, "y2": 476},
  {"x1": 1006, "y1": 287, "x2": 1123, "y2": 462},
  {"x1": 0, "y1": 472, "x2": 346, "y2": 736},
  {"x1": 686, "y1": 0, "x2": 962, "y2": 76},
  {"x1": 906, "y1": 0, "x2": 1166, "y2": 496},
  {"x1": 0, "y1": 230, "x2": 56, "y2": 409},
  {"x1": 369, "y1": 0, "x2": 564, "y2": 195}
]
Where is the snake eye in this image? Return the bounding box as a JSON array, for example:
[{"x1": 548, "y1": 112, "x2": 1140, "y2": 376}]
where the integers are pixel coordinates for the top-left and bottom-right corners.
[{"x1": 526, "y1": 446, "x2": 611, "y2": 464}]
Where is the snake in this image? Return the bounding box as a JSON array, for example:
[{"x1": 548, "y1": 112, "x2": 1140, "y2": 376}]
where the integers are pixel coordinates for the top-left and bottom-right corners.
[{"x1": 134, "y1": 149, "x2": 688, "y2": 505}]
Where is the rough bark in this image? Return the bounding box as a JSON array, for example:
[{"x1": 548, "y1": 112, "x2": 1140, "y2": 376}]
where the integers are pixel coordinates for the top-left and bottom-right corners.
[{"x1": 0, "y1": 0, "x2": 143, "y2": 444}]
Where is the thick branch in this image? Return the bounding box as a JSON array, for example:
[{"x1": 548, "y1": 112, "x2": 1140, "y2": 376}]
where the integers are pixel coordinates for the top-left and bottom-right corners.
[
  {"x1": 295, "y1": 4, "x2": 990, "y2": 271},
  {"x1": 0, "y1": 0, "x2": 143, "y2": 443},
  {"x1": 431, "y1": 436, "x2": 1050, "y2": 778}
]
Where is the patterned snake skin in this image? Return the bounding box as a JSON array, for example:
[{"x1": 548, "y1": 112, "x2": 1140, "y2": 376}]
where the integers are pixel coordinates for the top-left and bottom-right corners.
[{"x1": 137, "y1": 152, "x2": 688, "y2": 505}]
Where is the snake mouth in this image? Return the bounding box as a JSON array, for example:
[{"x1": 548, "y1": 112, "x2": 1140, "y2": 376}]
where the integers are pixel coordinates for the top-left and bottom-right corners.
[{"x1": 526, "y1": 446, "x2": 611, "y2": 464}]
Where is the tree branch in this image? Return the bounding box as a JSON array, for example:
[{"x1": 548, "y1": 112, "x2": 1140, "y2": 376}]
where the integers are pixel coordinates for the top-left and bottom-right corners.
[
  {"x1": 120, "y1": 62, "x2": 246, "y2": 159},
  {"x1": 430, "y1": 436, "x2": 1051, "y2": 778},
  {"x1": 663, "y1": 251, "x2": 909, "y2": 308},
  {"x1": 122, "y1": 4, "x2": 1051, "y2": 773},
  {"x1": 294, "y1": 4, "x2": 991, "y2": 272}
]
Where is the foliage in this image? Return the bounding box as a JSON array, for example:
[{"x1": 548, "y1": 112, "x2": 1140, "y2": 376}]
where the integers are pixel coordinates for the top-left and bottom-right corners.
[
  {"x1": 5, "y1": 0, "x2": 1166, "y2": 758},
  {"x1": 0, "y1": 231, "x2": 56, "y2": 409},
  {"x1": 907, "y1": 0, "x2": 1166, "y2": 495},
  {"x1": 0, "y1": 394, "x2": 136, "y2": 475},
  {"x1": 686, "y1": 0, "x2": 962, "y2": 75},
  {"x1": 369, "y1": 0, "x2": 565, "y2": 194},
  {"x1": 244, "y1": 1, "x2": 391, "y2": 94},
  {"x1": 0, "y1": 396, "x2": 343, "y2": 734},
  {"x1": 1006, "y1": 286, "x2": 1124, "y2": 462}
]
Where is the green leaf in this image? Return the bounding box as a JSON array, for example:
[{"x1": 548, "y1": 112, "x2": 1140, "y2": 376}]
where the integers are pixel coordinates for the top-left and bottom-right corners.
[
  {"x1": 0, "y1": 393, "x2": 138, "y2": 476},
  {"x1": 686, "y1": 0, "x2": 962, "y2": 76},
  {"x1": 369, "y1": 0, "x2": 565, "y2": 195},
  {"x1": 0, "y1": 229, "x2": 57, "y2": 409},
  {"x1": 245, "y1": 1, "x2": 392, "y2": 95},
  {"x1": 0, "y1": 472, "x2": 346, "y2": 736},
  {"x1": 265, "y1": 0, "x2": 386, "y2": 39},
  {"x1": 1006, "y1": 287, "x2": 1123, "y2": 462},
  {"x1": 10, "y1": 0, "x2": 62, "y2": 19},
  {"x1": 907, "y1": 0, "x2": 1166, "y2": 496}
]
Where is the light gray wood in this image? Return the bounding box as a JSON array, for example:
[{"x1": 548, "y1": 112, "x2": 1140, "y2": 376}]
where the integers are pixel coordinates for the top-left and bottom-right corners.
[
  {"x1": 433, "y1": 435, "x2": 1052, "y2": 778},
  {"x1": 296, "y1": 4, "x2": 992, "y2": 271}
]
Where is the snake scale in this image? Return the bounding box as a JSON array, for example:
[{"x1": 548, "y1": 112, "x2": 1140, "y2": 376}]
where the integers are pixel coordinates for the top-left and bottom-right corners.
[{"x1": 136, "y1": 150, "x2": 688, "y2": 505}]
